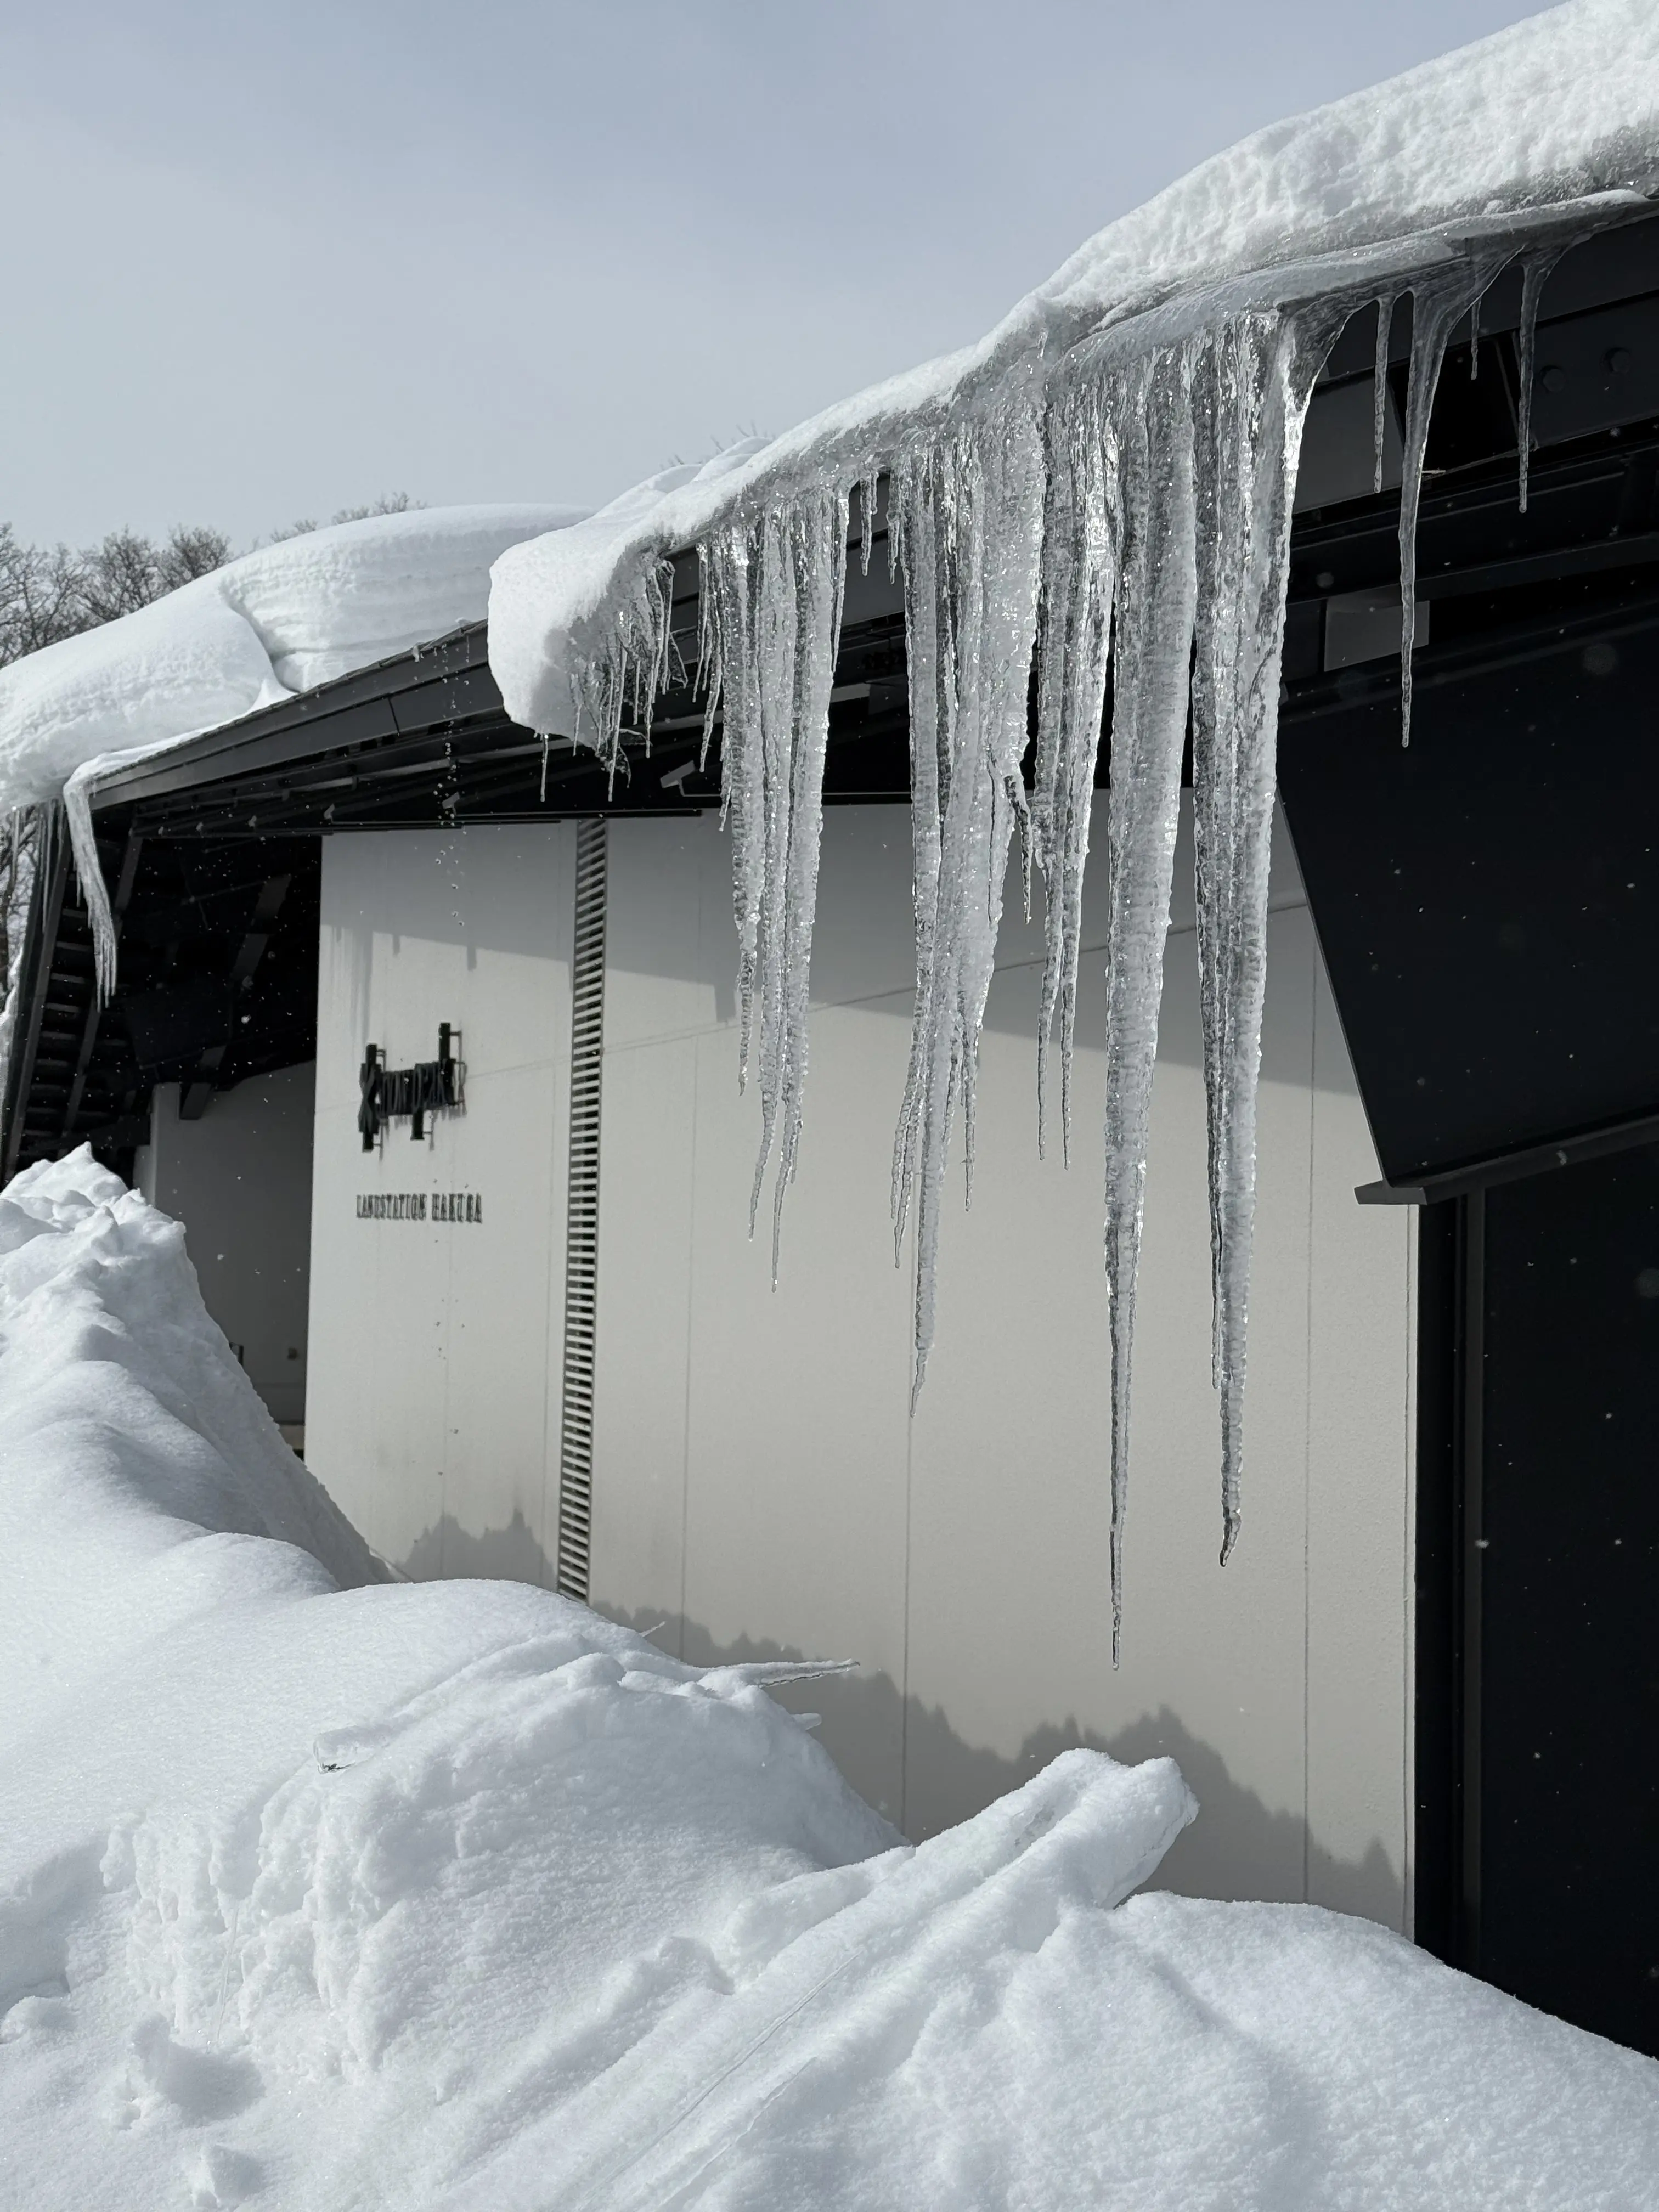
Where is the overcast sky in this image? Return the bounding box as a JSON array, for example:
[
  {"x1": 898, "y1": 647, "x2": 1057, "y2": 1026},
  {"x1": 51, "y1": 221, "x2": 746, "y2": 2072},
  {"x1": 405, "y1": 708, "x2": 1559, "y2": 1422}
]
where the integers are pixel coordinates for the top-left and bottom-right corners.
[{"x1": 0, "y1": 0, "x2": 1545, "y2": 548}]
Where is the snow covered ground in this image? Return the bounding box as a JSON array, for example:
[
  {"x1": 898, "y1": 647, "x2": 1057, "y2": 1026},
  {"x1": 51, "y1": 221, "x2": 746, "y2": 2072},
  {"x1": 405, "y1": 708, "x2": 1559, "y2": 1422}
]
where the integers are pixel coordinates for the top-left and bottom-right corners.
[{"x1": 1, "y1": 1151, "x2": 1656, "y2": 2210}]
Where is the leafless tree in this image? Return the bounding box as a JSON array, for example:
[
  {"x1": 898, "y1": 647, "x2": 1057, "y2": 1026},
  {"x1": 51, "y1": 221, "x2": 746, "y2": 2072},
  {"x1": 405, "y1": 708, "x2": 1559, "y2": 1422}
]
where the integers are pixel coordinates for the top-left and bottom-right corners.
[
  {"x1": 0, "y1": 527, "x2": 88, "y2": 664},
  {"x1": 263, "y1": 493, "x2": 421, "y2": 545}
]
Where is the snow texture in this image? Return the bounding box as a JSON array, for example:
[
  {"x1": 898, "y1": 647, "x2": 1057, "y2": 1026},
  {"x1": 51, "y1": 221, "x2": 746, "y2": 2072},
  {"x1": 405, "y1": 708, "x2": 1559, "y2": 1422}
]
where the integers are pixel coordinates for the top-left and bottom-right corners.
[
  {"x1": 2, "y1": 1153, "x2": 1657, "y2": 2208},
  {"x1": 0, "y1": 505, "x2": 585, "y2": 1000},
  {"x1": 487, "y1": 0, "x2": 1659, "y2": 1634}
]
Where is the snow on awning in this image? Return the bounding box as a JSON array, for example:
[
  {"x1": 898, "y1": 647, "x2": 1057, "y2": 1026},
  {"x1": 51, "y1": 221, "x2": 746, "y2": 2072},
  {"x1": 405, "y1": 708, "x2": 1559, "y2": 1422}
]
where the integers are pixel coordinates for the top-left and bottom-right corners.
[{"x1": 486, "y1": 0, "x2": 1659, "y2": 1643}]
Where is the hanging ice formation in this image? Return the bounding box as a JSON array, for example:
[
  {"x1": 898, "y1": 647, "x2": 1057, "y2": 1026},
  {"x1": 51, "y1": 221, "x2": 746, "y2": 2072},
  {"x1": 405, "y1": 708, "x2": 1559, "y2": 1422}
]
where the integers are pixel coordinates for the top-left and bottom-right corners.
[
  {"x1": 887, "y1": 385, "x2": 1047, "y2": 1396},
  {"x1": 565, "y1": 490, "x2": 850, "y2": 1279},
  {"x1": 550, "y1": 215, "x2": 1612, "y2": 1650}
]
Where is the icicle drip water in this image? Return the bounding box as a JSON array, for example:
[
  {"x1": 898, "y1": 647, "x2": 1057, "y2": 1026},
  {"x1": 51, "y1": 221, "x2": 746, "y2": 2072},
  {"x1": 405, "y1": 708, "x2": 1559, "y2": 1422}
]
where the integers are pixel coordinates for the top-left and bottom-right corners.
[
  {"x1": 1098, "y1": 345, "x2": 1199, "y2": 1660},
  {"x1": 700, "y1": 490, "x2": 848, "y2": 1276},
  {"x1": 1032, "y1": 377, "x2": 1118, "y2": 1163},
  {"x1": 1189, "y1": 305, "x2": 1346, "y2": 1570},
  {"x1": 888, "y1": 390, "x2": 1046, "y2": 1397},
  {"x1": 1395, "y1": 251, "x2": 1512, "y2": 747}
]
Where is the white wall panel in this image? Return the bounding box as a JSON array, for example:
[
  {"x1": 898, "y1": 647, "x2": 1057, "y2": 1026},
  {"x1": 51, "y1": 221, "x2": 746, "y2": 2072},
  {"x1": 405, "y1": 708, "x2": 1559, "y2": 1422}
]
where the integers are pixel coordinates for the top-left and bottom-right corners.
[
  {"x1": 307, "y1": 826, "x2": 575, "y2": 1582},
  {"x1": 589, "y1": 801, "x2": 1415, "y2": 1923},
  {"x1": 136, "y1": 1062, "x2": 315, "y2": 1428}
]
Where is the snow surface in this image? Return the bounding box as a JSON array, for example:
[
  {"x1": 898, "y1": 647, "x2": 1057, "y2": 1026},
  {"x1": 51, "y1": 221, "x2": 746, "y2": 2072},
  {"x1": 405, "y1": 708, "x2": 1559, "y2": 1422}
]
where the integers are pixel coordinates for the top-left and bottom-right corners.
[
  {"x1": 0, "y1": 503, "x2": 584, "y2": 821},
  {"x1": 2, "y1": 1151, "x2": 1657, "y2": 2209}
]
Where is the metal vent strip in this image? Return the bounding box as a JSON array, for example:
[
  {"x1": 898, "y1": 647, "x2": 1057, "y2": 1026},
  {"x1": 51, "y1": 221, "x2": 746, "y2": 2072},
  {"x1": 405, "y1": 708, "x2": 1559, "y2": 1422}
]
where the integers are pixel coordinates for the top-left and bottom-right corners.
[{"x1": 557, "y1": 816, "x2": 606, "y2": 1600}]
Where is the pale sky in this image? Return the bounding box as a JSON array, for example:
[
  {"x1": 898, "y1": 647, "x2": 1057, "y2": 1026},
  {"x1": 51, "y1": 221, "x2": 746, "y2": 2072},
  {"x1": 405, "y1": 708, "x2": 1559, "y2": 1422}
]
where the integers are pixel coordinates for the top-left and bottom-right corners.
[{"x1": 0, "y1": 0, "x2": 1547, "y2": 548}]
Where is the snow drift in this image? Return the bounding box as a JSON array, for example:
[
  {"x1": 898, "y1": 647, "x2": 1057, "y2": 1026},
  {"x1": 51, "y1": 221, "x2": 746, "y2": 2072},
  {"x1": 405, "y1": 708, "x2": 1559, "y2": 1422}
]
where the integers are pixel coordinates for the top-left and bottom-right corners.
[
  {"x1": 1, "y1": 1152, "x2": 1656, "y2": 2209},
  {"x1": 487, "y1": 0, "x2": 1659, "y2": 1636}
]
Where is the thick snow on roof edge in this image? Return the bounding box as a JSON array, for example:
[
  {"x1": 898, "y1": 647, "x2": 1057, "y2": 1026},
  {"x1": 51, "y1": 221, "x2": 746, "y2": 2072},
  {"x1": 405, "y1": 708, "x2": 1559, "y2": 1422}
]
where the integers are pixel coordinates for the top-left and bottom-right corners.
[
  {"x1": 488, "y1": 0, "x2": 1659, "y2": 735},
  {"x1": 2, "y1": 1152, "x2": 1657, "y2": 2208},
  {"x1": 0, "y1": 503, "x2": 585, "y2": 820}
]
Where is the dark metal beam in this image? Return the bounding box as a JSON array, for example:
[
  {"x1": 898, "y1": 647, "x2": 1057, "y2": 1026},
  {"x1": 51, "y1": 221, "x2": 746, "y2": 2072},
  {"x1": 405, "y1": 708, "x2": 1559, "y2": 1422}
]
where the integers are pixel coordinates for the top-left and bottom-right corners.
[
  {"x1": 2, "y1": 830, "x2": 70, "y2": 1181},
  {"x1": 178, "y1": 872, "x2": 290, "y2": 1120},
  {"x1": 61, "y1": 828, "x2": 142, "y2": 1138}
]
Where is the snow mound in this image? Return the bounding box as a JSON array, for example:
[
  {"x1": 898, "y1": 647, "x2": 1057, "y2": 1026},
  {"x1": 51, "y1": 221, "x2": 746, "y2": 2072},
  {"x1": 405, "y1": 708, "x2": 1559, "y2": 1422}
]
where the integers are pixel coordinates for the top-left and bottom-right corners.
[
  {"x1": 0, "y1": 502, "x2": 584, "y2": 820},
  {"x1": 1, "y1": 1152, "x2": 1656, "y2": 2207}
]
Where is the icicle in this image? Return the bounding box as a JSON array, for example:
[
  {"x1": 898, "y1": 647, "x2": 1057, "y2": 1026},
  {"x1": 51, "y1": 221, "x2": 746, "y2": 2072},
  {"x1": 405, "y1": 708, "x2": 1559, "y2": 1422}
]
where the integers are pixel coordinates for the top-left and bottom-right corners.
[
  {"x1": 696, "y1": 540, "x2": 725, "y2": 775},
  {"x1": 1396, "y1": 252, "x2": 1510, "y2": 747},
  {"x1": 62, "y1": 771, "x2": 117, "y2": 1002},
  {"x1": 886, "y1": 454, "x2": 949, "y2": 1265},
  {"x1": 701, "y1": 490, "x2": 848, "y2": 1276},
  {"x1": 1101, "y1": 344, "x2": 1199, "y2": 1660},
  {"x1": 1515, "y1": 243, "x2": 1572, "y2": 516},
  {"x1": 856, "y1": 470, "x2": 881, "y2": 578},
  {"x1": 1372, "y1": 292, "x2": 1397, "y2": 495},
  {"x1": 567, "y1": 555, "x2": 678, "y2": 788},
  {"x1": 889, "y1": 387, "x2": 1046, "y2": 1398},
  {"x1": 1032, "y1": 377, "x2": 1117, "y2": 1163},
  {"x1": 1189, "y1": 304, "x2": 1345, "y2": 1571},
  {"x1": 1469, "y1": 298, "x2": 1481, "y2": 380}
]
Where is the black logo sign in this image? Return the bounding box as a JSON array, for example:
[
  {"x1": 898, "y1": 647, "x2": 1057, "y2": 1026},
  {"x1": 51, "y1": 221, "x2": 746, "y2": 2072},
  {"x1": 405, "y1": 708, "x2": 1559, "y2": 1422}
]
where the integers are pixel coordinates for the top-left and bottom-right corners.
[{"x1": 359, "y1": 1024, "x2": 462, "y2": 1151}]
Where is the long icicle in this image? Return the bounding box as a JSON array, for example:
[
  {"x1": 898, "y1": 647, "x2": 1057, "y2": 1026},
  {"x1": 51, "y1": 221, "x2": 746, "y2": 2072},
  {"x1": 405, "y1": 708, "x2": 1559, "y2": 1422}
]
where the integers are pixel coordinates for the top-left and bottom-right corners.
[
  {"x1": 1033, "y1": 377, "x2": 1118, "y2": 1165},
  {"x1": 887, "y1": 449, "x2": 952, "y2": 1262},
  {"x1": 890, "y1": 389, "x2": 1046, "y2": 1401},
  {"x1": 704, "y1": 494, "x2": 849, "y2": 1269},
  {"x1": 766, "y1": 493, "x2": 847, "y2": 1274},
  {"x1": 1102, "y1": 344, "x2": 1199, "y2": 1661},
  {"x1": 1396, "y1": 251, "x2": 1511, "y2": 746},
  {"x1": 1190, "y1": 303, "x2": 1346, "y2": 1567}
]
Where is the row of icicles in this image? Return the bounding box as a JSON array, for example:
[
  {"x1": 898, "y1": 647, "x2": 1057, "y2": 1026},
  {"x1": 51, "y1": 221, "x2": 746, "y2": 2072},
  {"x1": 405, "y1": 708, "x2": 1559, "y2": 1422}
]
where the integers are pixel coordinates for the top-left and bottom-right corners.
[
  {"x1": 19, "y1": 234, "x2": 1579, "y2": 1655},
  {"x1": 560, "y1": 234, "x2": 1581, "y2": 1656}
]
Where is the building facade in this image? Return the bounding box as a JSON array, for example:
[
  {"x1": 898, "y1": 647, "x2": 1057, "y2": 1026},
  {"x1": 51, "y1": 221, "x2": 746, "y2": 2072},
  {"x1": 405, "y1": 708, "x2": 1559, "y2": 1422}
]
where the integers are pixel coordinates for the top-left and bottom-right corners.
[{"x1": 7, "y1": 210, "x2": 1658, "y2": 2057}]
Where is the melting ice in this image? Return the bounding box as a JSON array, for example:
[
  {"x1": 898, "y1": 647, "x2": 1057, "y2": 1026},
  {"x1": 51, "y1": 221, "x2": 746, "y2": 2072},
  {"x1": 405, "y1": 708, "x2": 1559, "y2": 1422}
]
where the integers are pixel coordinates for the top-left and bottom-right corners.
[{"x1": 544, "y1": 211, "x2": 1634, "y2": 1648}]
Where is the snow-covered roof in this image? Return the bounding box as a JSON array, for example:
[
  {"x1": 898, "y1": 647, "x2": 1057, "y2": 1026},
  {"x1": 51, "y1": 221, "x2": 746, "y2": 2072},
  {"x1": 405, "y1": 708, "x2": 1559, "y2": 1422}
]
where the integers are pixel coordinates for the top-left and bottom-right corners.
[
  {"x1": 0, "y1": 502, "x2": 584, "y2": 820},
  {"x1": 487, "y1": 0, "x2": 1659, "y2": 736}
]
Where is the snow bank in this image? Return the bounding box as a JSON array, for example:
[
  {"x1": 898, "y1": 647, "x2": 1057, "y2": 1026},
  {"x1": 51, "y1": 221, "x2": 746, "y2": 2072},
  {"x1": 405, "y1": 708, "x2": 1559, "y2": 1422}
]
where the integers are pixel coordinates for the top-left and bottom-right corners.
[
  {"x1": 0, "y1": 503, "x2": 584, "y2": 821},
  {"x1": 1, "y1": 1152, "x2": 1656, "y2": 2208}
]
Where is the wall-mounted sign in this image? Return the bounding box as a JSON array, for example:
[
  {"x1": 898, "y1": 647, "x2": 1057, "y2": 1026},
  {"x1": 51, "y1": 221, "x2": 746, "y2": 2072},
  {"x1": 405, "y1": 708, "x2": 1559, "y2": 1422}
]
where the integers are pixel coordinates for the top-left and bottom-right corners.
[
  {"x1": 355, "y1": 1191, "x2": 484, "y2": 1222},
  {"x1": 358, "y1": 1024, "x2": 463, "y2": 1151}
]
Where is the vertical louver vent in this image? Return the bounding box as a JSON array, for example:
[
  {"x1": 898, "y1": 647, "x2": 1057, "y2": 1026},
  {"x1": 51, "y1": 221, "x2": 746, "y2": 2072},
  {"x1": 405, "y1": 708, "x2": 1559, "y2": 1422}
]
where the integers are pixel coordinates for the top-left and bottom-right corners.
[{"x1": 557, "y1": 817, "x2": 606, "y2": 1602}]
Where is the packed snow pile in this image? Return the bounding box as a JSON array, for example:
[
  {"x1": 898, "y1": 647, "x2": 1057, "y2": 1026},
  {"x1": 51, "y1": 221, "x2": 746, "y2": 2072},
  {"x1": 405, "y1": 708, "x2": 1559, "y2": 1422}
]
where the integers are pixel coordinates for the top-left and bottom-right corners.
[
  {"x1": 2, "y1": 1153, "x2": 1657, "y2": 2210},
  {"x1": 489, "y1": 0, "x2": 1659, "y2": 1638}
]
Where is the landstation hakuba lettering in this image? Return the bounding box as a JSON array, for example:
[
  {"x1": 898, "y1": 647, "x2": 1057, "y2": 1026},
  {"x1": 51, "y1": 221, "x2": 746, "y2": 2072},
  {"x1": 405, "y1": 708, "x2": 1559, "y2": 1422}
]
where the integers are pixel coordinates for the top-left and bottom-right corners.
[{"x1": 355, "y1": 1192, "x2": 484, "y2": 1222}]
